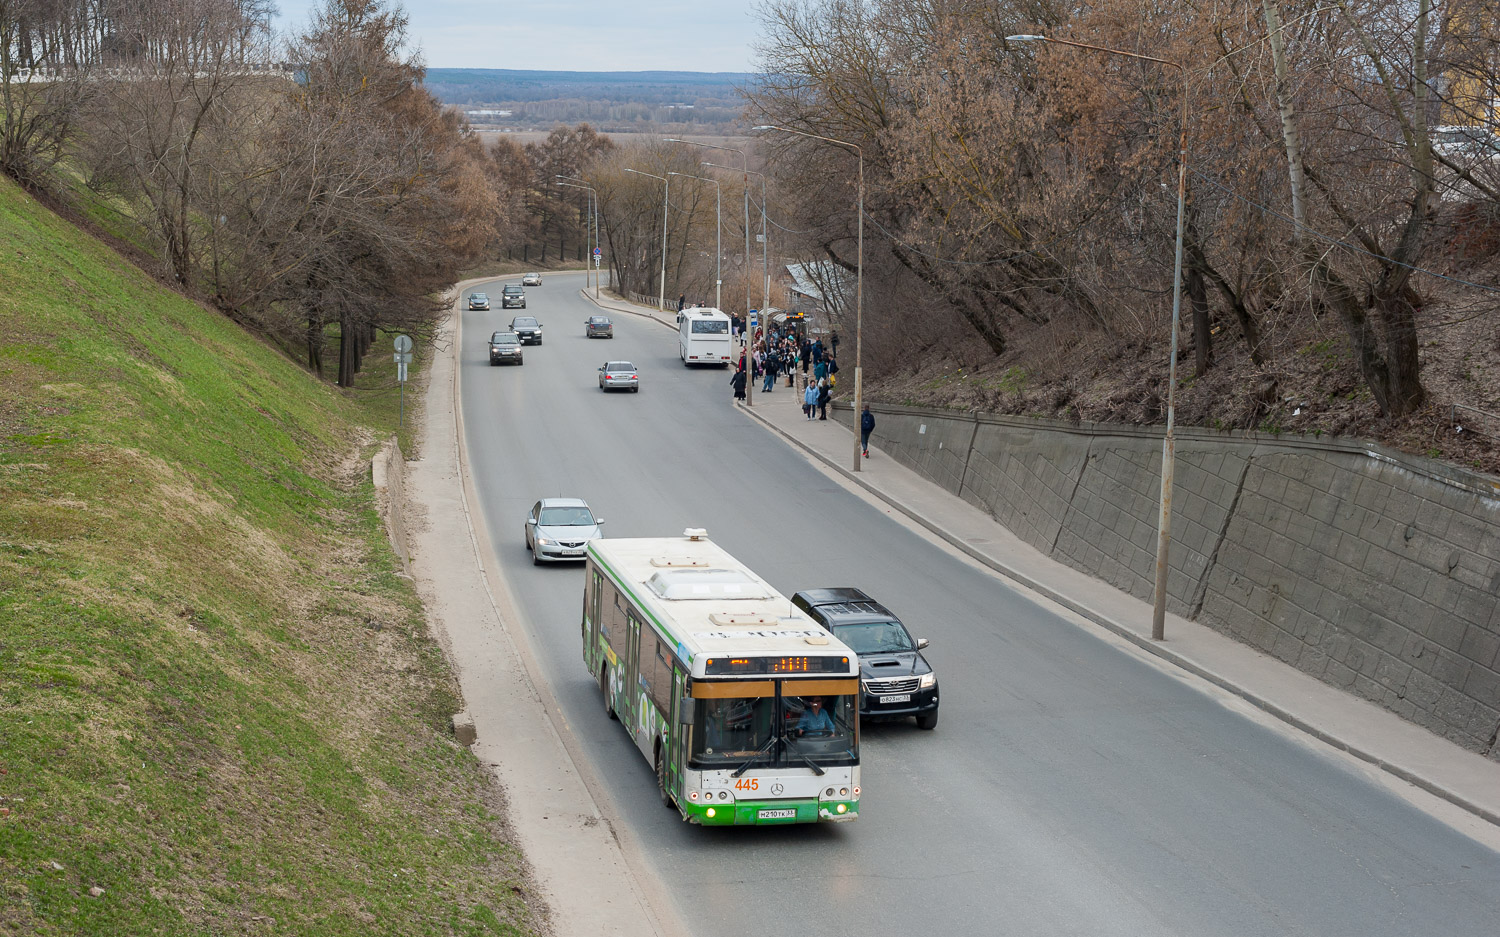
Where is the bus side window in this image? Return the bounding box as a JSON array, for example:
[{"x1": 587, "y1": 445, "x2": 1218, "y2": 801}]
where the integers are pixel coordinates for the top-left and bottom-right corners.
[
  {"x1": 606, "y1": 589, "x2": 628, "y2": 651},
  {"x1": 649, "y1": 636, "x2": 673, "y2": 714}
]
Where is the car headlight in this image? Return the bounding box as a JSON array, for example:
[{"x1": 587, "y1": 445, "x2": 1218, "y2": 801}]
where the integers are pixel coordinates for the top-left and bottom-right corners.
[
  {"x1": 535, "y1": 537, "x2": 553, "y2": 546},
  {"x1": 919, "y1": 672, "x2": 936, "y2": 689}
]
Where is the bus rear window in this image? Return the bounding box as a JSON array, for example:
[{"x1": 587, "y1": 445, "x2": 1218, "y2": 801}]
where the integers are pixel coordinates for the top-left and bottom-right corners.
[{"x1": 691, "y1": 320, "x2": 728, "y2": 334}]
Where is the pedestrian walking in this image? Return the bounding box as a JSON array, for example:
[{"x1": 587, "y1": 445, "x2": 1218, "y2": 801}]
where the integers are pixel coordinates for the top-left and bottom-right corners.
[
  {"x1": 831, "y1": 330, "x2": 840, "y2": 358},
  {"x1": 812, "y1": 338, "x2": 824, "y2": 364},
  {"x1": 730, "y1": 365, "x2": 747, "y2": 401},
  {"x1": 817, "y1": 377, "x2": 831, "y2": 420},
  {"x1": 677, "y1": 293, "x2": 685, "y2": 313},
  {"x1": 762, "y1": 351, "x2": 777, "y2": 392},
  {"x1": 802, "y1": 379, "x2": 818, "y2": 420},
  {"x1": 860, "y1": 404, "x2": 875, "y2": 457},
  {"x1": 801, "y1": 338, "x2": 812, "y2": 375},
  {"x1": 814, "y1": 358, "x2": 828, "y2": 383}
]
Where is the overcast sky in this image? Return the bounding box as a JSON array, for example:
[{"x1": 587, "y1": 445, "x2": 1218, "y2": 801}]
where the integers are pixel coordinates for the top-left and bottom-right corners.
[{"x1": 273, "y1": 1, "x2": 764, "y2": 72}]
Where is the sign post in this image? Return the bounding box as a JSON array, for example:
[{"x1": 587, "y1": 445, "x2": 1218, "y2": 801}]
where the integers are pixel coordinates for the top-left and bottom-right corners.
[{"x1": 393, "y1": 334, "x2": 413, "y2": 428}]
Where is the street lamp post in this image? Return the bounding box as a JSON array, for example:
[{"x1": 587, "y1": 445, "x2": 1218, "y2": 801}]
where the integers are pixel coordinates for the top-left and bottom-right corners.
[
  {"x1": 1007, "y1": 33, "x2": 1188, "y2": 641},
  {"x1": 705, "y1": 161, "x2": 769, "y2": 320},
  {"x1": 753, "y1": 124, "x2": 864, "y2": 473},
  {"x1": 666, "y1": 138, "x2": 755, "y2": 407},
  {"x1": 668, "y1": 171, "x2": 721, "y2": 311},
  {"x1": 623, "y1": 167, "x2": 669, "y2": 315},
  {"x1": 555, "y1": 176, "x2": 598, "y2": 300}
]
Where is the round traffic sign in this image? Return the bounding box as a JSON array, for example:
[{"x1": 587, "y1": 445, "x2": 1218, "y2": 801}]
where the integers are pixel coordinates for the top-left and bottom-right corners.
[
  {"x1": 393, "y1": 334, "x2": 413, "y2": 353},
  {"x1": 593, "y1": 247, "x2": 602, "y2": 257}
]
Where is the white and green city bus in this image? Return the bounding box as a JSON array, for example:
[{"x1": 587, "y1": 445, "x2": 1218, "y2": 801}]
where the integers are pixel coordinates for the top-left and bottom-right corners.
[{"x1": 582, "y1": 529, "x2": 861, "y2": 825}]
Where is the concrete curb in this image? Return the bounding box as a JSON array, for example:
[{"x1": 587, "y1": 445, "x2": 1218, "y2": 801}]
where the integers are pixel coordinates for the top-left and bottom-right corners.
[{"x1": 737, "y1": 400, "x2": 1500, "y2": 829}]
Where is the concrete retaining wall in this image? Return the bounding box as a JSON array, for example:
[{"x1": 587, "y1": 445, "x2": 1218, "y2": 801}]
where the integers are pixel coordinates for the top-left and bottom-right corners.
[
  {"x1": 837, "y1": 402, "x2": 1500, "y2": 759},
  {"x1": 373, "y1": 439, "x2": 411, "y2": 575}
]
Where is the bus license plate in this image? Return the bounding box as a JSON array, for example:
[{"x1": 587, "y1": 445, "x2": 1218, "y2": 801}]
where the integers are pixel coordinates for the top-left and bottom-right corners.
[
  {"x1": 759, "y1": 808, "x2": 796, "y2": 819},
  {"x1": 879, "y1": 693, "x2": 911, "y2": 704}
]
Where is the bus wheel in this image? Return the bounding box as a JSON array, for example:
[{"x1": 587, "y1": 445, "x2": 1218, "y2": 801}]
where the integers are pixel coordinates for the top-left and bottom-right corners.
[
  {"x1": 602, "y1": 666, "x2": 617, "y2": 720},
  {"x1": 655, "y1": 746, "x2": 674, "y2": 808}
]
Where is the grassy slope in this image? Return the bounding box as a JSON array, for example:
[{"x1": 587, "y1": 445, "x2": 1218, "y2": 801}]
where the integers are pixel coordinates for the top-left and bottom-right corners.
[{"x1": 0, "y1": 175, "x2": 544, "y2": 936}]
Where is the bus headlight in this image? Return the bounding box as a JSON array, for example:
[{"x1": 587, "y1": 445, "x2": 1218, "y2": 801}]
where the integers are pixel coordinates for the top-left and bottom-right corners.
[
  {"x1": 919, "y1": 672, "x2": 936, "y2": 689},
  {"x1": 706, "y1": 807, "x2": 716, "y2": 818},
  {"x1": 835, "y1": 803, "x2": 847, "y2": 814}
]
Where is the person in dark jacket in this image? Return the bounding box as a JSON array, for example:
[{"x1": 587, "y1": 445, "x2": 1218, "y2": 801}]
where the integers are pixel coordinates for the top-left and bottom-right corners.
[
  {"x1": 817, "y1": 377, "x2": 831, "y2": 420},
  {"x1": 860, "y1": 405, "x2": 875, "y2": 457},
  {"x1": 730, "y1": 365, "x2": 747, "y2": 401}
]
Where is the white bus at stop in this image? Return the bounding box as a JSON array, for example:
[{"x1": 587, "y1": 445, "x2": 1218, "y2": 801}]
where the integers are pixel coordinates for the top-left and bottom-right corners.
[
  {"x1": 677, "y1": 306, "x2": 733, "y2": 366},
  {"x1": 582, "y1": 530, "x2": 861, "y2": 825}
]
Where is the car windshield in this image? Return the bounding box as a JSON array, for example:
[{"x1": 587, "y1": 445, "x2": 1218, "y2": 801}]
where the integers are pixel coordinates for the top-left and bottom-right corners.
[
  {"x1": 491, "y1": 332, "x2": 519, "y2": 344},
  {"x1": 504, "y1": 286, "x2": 523, "y2": 294},
  {"x1": 691, "y1": 687, "x2": 857, "y2": 768},
  {"x1": 512, "y1": 318, "x2": 538, "y2": 327},
  {"x1": 472, "y1": 293, "x2": 487, "y2": 300},
  {"x1": 538, "y1": 506, "x2": 594, "y2": 526},
  {"x1": 832, "y1": 621, "x2": 915, "y2": 654},
  {"x1": 605, "y1": 362, "x2": 635, "y2": 372}
]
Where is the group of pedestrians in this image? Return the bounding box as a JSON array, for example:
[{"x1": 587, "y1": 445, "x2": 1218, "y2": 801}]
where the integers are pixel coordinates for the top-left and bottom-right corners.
[{"x1": 721, "y1": 323, "x2": 874, "y2": 456}]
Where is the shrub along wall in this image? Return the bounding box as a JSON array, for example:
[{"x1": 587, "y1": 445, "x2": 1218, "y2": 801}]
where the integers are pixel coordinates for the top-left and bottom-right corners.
[{"x1": 835, "y1": 403, "x2": 1500, "y2": 760}]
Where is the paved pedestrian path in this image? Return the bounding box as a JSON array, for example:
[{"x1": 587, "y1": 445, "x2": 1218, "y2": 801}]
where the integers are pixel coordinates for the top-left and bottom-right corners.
[{"x1": 583, "y1": 287, "x2": 1500, "y2": 839}]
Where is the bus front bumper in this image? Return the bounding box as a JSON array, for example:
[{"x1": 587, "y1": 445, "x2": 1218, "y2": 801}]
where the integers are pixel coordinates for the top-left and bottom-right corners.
[{"x1": 681, "y1": 798, "x2": 859, "y2": 825}]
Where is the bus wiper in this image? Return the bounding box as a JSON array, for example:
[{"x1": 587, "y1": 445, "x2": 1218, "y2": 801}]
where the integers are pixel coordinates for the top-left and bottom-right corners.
[
  {"x1": 730, "y1": 733, "x2": 778, "y2": 778},
  {"x1": 781, "y1": 735, "x2": 827, "y2": 776}
]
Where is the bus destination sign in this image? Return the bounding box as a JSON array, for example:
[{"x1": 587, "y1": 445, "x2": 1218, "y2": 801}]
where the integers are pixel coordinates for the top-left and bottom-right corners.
[{"x1": 704, "y1": 655, "x2": 851, "y2": 676}]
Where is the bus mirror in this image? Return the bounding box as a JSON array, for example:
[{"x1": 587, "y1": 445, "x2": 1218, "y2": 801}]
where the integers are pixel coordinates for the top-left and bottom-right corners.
[
  {"x1": 679, "y1": 699, "x2": 694, "y2": 724},
  {"x1": 917, "y1": 638, "x2": 929, "y2": 650}
]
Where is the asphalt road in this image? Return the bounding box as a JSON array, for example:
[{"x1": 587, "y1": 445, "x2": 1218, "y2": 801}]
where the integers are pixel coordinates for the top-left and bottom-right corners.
[{"x1": 459, "y1": 272, "x2": 1500, "y2": 936}]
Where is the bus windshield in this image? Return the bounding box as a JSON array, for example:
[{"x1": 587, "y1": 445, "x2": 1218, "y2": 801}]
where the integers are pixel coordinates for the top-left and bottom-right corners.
[{"x1": 692, "y1": 686, "x2": 857, "y2": 769}]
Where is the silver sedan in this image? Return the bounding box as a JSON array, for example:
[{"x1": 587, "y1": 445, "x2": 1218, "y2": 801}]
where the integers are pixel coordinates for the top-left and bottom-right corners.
[
  {"x1": 524, "y1": 498, "x2": 603, "y2": 564},
  {"x1": 598, "y1": 361, "x2": 639, "y2": 393}
]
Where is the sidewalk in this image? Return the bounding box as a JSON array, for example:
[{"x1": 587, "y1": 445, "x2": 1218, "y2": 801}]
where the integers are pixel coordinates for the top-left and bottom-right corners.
[{"x1": 582, "y1": 287, "x2": 1500, "y2": 839}]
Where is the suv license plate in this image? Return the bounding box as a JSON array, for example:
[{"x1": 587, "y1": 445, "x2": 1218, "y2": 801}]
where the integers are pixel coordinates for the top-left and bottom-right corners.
[
  {"x1": 758, "y1": 808, "x2": 796, "y2": 819},
  {"x1": 879, "y1": 694, "x2": 911, "y2": 704}
]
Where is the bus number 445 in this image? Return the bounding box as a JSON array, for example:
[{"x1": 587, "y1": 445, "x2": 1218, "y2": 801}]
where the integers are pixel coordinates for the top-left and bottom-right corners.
[{"x1": 734, "y1": 778, "x2": 759, "y2": 792}]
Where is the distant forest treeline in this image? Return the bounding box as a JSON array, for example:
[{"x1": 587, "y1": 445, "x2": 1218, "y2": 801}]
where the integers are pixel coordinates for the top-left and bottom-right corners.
[{"x1": 422, "y1": 68, "x2": 753, "y2": 132}]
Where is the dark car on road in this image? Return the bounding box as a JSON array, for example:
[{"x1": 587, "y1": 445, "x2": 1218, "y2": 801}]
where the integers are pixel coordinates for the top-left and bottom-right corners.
[
  {"x1": 468, "y1": 291, "x2": 489, "y2": 310},
  {"x1": 509, "y1": 316, "x2": 542, "y2": 345},
  {"x1": 791, "y1": 588, "x2": 939, "y2": 729},
  {"x1": 501, "y1": 284, "x2": 527, "y2": 309},
  {"x1": 586, "y1": 315, "x2": 613, "y2": 338},
  {"x1": 488, "y1": 331, "x2": 523, "y2": 365}
]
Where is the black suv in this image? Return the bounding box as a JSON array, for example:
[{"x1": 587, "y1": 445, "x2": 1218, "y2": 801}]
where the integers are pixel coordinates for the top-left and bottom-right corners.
[
  {"x1": 509, "y1": 316, "x2": 542, "y2": 345},
  {"x1": 791, "y1": 588, "x2": 939, "y2": 729},
  {"x1": 501, "y1": 284, "x2": 526, "y2": 309}
]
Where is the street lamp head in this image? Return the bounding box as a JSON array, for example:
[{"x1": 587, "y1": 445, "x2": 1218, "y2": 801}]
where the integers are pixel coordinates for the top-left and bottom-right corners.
[{"x1": 1006, "y1": 34, "x2": 1046, "y2": 41}]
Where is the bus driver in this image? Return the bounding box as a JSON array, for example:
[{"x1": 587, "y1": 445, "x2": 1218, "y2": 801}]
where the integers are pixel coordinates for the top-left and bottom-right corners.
[{"x1": 796, "y1": 697, "x2": 835, "y2": 737}]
